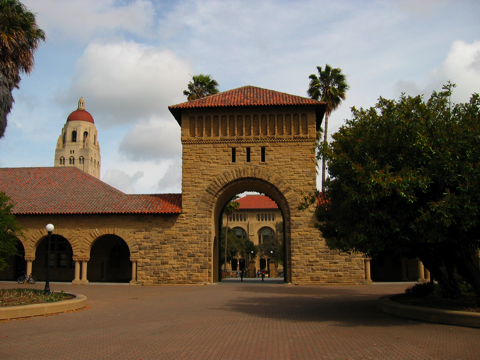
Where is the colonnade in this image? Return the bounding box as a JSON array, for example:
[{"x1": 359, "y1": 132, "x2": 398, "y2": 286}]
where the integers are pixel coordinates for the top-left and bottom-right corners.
[
  {"x1": 364, "y1": 257, "x2": 431, "y2": 283},
  {"x1": 23, "y1": 256, "x2": 138, "y2": 285}
]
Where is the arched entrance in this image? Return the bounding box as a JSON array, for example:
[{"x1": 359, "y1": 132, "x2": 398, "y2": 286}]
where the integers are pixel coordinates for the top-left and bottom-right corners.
[
  {"x1": 0, "y1": 239, "x2": 25, "y2": 280},
  {"x1": 33, "y1": 235, "x2": 74, "y2": 281},
  {"x1": 211, "y1": 178, "x2": 291, "y2": 283},
  {"x1": 89, "y1": 235, "x2": 131, "y2": 282}
]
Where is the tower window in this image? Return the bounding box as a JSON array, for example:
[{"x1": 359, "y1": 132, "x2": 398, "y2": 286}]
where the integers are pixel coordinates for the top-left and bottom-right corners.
[
  {"x1": 246, "y1": 147, "x2": 251, "y2": 162},
  {"x1": 232, "y1": 148, "x2": 236, "y2": 163},
  {"x1": 79, "y1": 156, "x2": 84, "y2": 164},
  {"x1": 59, "y1": 157, "x2": 65, "y2": 165},
  {"x1": 261, "y1": 147, "x2": 266, "y2": 162},
  {"x1": 69, "y1": 157, "x2": 74, "y2": 165},
  {"x1": 83, "y1": 131, "x2": 88, "y2": 141},
  {"x1": 71, "y1": 130, "x2": 77, "y2": 142}
]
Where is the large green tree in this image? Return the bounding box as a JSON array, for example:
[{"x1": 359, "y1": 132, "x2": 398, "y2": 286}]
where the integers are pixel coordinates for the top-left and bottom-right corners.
[
  {"x1": 0, "y1": 191, "x2": 23, "y2": 270},
  {"x1": 307, "y1": 64, "x2": 349, "y2": 191},
  {"x1": 183, "y1": 74, "x2": 219, "y2": 101},
  {"x1": 0, "y1": 0, "x2": 45, "y2": 138},
  {"x1": 316, "y1": 83, "x2": 480, "y2": 304}
]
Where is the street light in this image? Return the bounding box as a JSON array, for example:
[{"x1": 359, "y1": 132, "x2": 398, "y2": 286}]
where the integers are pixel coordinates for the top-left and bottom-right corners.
[{"x1": 44, "y1": 224, "x2": 54, "y2": 295}]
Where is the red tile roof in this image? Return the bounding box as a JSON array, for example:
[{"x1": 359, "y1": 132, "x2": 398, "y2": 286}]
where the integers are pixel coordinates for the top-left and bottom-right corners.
[
  {"x1": 0, "y1": 167, "x2": 181, "y2": 215},
  {"x1": 236, "y1": 195, "x2": 279, "y2": 210},
  {"x1": 168, "y1": 85, "x2": 326, "y2": 129}
]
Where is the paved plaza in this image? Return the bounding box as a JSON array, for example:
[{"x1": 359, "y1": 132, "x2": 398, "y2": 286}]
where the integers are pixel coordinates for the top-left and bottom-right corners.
[{"x1": 1, "y1": 280, "x2": 479, "y2": 359}]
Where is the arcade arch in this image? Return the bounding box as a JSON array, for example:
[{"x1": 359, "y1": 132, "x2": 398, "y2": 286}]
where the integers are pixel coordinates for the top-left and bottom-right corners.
[
  {"x1": 33, "y1": 234, "x2": 74, "y2": 282},
  {"x1": 0, "y1": 239, "x2": 25, "y2": 280},
  {"x1": 206, "y1": 175, "x2": 291, "y2": 283},
  {"x1": 88, "y1": 235, "x2": 131, "y2": 283}
]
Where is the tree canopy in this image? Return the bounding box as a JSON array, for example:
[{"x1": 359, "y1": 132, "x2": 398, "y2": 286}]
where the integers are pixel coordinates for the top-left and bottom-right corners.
[
  {"x1": 183, "y1": 74, "x2": 219, "y2": 101},
  {"x1": 307, "y1": 64, "x2": 349, "y2": 190},
  {"x1": 0, "y1": 0, "x2": 45, "y2": 138},
  {"x1": 316, "y1": 83, "x2": 480, "y2": 304},
  {"x1": 0, "y1": 191, "x2": 23, "y2": 270}
]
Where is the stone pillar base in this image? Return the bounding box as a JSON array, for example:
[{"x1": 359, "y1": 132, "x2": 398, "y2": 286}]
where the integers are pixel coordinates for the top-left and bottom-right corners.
[
  {"x1": 78, "y1": 279, "x2": 89, "y2": 285},
  {"x1": 418, "y1": 278, "x2": 428, "y2": 284},
  {"x1": 71, "y1": 279, "x2": 83, "y2": 285},
  {"x1": 129, "y1": 280, "x2": 142, "y2": 286}
]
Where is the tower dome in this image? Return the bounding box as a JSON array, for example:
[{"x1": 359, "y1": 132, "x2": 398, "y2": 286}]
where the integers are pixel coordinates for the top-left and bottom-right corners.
[
  {"x1": 55, "y1": 97, "x2": 101, "y2": 179},
  {"x1": 67, "y1": 97, "x2": 94, "y2": 123}
]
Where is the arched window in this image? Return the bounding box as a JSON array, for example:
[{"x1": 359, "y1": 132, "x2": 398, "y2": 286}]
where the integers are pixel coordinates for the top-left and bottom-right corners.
[
  {"x1": 69, "y1": 157, "x2": 74, "y2": 165},
  {"x1": 234, "y1": 227, "x2": 247, "y2": 239},
  {"x1": 62, "y1": 132, "x2": 66, "y2": 144},
  {"x1": 59, "y1": 157, "x2": 65, "y2": 165},
  {"x1": 261, "y1": 214, "x2": 264, "y2": 221},
  {"x1": 258, "y1": 227, "x2": 274, "y2": 244},
  {"x1": 272, "y1": 214, "x2": 275, "y2": 221},
  {"x1": 257, "y1": 214, "x2": 260, "y2": 221},
  {"x1": 79, "y1": 156, "x2": 84, "y2": 164},
  {"x1": 83, "y1": 131, "x2": 88, "y2": 141},
  {"x1": 71, "y1": 130, "x2": 77, "y2": 142},
  {"x1": 268, "y1": 214, "x2": 271, "y2": 221}
]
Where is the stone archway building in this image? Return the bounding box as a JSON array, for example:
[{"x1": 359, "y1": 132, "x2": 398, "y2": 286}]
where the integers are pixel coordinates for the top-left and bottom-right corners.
[{"x1": 1, "y1": 86, "x2": 368, "y2": 285}]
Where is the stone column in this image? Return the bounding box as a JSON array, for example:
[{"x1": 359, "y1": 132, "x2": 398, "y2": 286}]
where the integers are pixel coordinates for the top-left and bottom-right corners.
[
  {"x1": 72, "y1": 260, "x2": 82, "y2": 284},
  {"x1": 401, "y1": 258, "x2": 409, "y2": 281},
  {"x1": 425, "y1": 268, "x2": 431, "y2": 282},
  {"x1": 364, "y1": 258, "x2": 373, "y2": 283},
  {"x1": 130, "y1": 260, "x2": 138, "y2": 285},
  {"x1": 80, "y1": 259, "x2": 89, "y2": 284},
  {"x1": 417, "y1": 259, "x2": 426, "y2": 283},
  {"x1": 248, "y1": 260, "x2": 255, "y2": 278},
  {"x1": 268, "y1": 260, "x2": 278, "y2": 278},
  {"x1": 25, "y1": 256, "x2": 34, "y2": 276}
]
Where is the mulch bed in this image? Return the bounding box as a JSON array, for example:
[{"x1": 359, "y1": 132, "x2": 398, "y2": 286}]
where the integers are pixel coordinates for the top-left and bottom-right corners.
[
  {"x1": 391, "y1": 294, "x2": 480, "y2": 313},
  {"x1": 0, "y1": 288, "x2": 75, "y2": 307}
]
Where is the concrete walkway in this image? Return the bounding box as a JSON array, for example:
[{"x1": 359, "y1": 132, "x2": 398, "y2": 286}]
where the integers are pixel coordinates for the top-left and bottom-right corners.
[{"x1": 1, "y1": 282, "x2": 479, "y2": 359}]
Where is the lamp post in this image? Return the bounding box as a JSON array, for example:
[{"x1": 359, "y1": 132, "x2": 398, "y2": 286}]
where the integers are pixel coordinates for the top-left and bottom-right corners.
[
  {"x1": 44, "y1": 224, "x2": 54, "y2": 295},
  {"x1": 269, "y1": 251, "x2": 273, "y2": 278}
]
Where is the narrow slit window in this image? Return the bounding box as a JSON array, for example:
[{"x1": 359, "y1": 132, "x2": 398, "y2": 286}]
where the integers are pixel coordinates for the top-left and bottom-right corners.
[
  {"x1": 246, "y1": 147, "x2": 251, "y2": 162},
  {"x1": 232, "y1": 148, "x2": 236, "y2": 163},
  {"x1": 261, "y1": 147, "x2": 266, "y2": 162}
]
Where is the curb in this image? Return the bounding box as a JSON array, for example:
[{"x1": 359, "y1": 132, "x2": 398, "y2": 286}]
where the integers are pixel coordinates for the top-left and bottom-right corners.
[
  {"x1": 0, "y1": 293, "x2": 87, "y2": 320},
  {"x1": 377, "y1": 294, "x2": 480, "y2": 328}
]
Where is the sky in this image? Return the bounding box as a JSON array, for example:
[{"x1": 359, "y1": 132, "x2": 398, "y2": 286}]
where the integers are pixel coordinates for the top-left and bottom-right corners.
[{"x1": 1, "y1": 0, "x2": 479, "y2": 194}]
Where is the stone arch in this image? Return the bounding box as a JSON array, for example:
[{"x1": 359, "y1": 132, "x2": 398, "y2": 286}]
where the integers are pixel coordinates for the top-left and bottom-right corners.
[
  {"x1": 85, "y1": 228, "x2": 138, "y2": 260},
  {"x1": 199, "y1": 165, "x2": 297, "y2": 283},
  {"x1": 21, "y1": 228, "x2": 80, "y2": 260}
]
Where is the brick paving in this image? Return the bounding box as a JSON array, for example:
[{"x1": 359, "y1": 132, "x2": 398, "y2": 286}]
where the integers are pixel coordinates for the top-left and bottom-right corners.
[{"x1": 1, "y1": 280, "x2": 479, "y2": 359}]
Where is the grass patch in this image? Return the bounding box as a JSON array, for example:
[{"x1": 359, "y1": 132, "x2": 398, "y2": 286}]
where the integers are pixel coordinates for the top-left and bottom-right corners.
[{"x1": 0, "y1": 288, "x2": 75, "y2": 307}]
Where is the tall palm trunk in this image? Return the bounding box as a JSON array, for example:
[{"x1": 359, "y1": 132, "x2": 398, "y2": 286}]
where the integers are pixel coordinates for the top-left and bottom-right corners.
[{"x1": 322, "y1": 112, "x2": 329, "y2": 192}]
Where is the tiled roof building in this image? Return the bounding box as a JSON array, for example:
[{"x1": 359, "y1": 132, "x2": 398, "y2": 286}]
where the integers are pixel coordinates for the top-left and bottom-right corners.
[{"x1": 0, "y1": 167, "x2": 181, "y2": 215}]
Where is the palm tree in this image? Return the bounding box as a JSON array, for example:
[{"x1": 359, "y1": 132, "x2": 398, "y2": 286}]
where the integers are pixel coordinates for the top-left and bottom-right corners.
[
  {"x1": 183, "y1": 74, "x2": 219, "y2": 101},
  {"x1": 307, "y1": 64, "x2": 349, "y2": 191},
  {"x1": 0, "y1": 0, "x2": 45, "y2": 138}
]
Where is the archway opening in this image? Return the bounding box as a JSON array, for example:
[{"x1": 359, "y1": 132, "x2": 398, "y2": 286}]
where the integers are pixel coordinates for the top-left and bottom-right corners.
[
  {"x1": 89, "y1": 235, "x2": 131, "y2": 283},
  {"x1": 212, "y1": 178, "x2": 290, "y2": 283},
  {"x1": 33, "y1": 235, "x2": 74, "y2": 281},
  {"x1": 0, "y1": 239, "x2": 25, "y2": 280}
]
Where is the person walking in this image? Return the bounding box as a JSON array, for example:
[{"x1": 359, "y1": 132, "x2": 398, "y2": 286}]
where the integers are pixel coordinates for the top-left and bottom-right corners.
[
  {"x1": 240, "y1": 269, "x2": 244, "y2": 282},
  {"x1": 261, "y1": 270, "x2": 265, "y2": 282}
]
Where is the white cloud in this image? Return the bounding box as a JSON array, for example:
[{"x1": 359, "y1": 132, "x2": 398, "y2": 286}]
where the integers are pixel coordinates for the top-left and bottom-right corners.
[
  {"x1": 118, "y1": 117, "x2": 181, "y2": 163},
  {"x1": 102, "y1": 169, "x2": 144, "y2": 194},
  {"x1": 431, "y1": 40, "x2": 480, "y2": 102},
  {"x1": 24, "y1": 0, "x2": 155, "y2": 43},
  {"x1": 155, "y1": 159, "x2": 182, "y2": 193},
  {"x1": 57, "y1": 41, "x2": 192, "y2": 126},
  {"x1": 394, "y1": 40, "x2": 480, "y2": 102}
]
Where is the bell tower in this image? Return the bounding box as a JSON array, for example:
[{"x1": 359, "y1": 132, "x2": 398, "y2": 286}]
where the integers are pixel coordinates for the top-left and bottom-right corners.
[{"x1": 54, "y1": 97, "x2": 101, "y2": 178}]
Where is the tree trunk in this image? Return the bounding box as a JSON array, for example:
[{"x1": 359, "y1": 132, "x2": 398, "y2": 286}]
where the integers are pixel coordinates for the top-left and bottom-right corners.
[
  {"x1": 450, "y1": 249, "x2": 480, "y2": 306},
  {"x1": 418, "y1": 247, "x2": 461, "y2": 299},
  {"x1": 322, "y1": 112, "x2": 329, "y2": 192}
]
